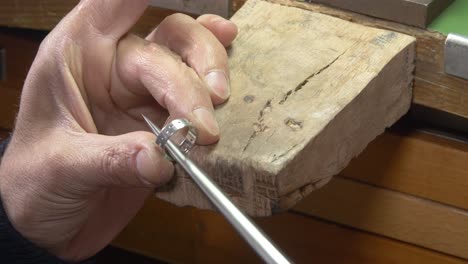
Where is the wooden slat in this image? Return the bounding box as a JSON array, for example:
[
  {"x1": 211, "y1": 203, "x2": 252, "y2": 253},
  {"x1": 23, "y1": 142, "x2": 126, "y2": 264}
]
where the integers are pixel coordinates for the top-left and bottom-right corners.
[
  {"x1": 0, "y1": 0, "x2": 246, "y2": 36},
  {"x1": 0, "y1": 1, "x2": 178, "y2": 36},
  {"x1": 0, "y1": 28, "x2": 44, "y2": 130},
  {"x1": 113, "y1": 197, "x2": 465, "y2": 264},
  {"x1": 0, "y1": 29, "x2": 44, "y2": 84},
  {"x1": 0, "y1": 130, "x2": 9, "y2": 140},
  {"x1": 0, "y1": 28, "x2": 45, "y2": 129},
  {"x1": 0, "y1": 0, "x2": 77, "y2": 31},
  {"x1": 0, "y1": 88, "x2": 20, "y2": 130},
  {"x1": 342, "y1": 130, "x2": 468, "y2": 210},
  {"x1": 309, "y1": 0, "x2": 453, "y2": 28},
  {"x1": 294, "y1": 177, "x2": 468, "y2": 259}
]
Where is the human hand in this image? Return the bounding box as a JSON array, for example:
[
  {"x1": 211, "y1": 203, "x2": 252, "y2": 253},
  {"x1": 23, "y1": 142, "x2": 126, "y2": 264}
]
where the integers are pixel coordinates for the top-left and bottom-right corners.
[{"x1": 0, "y1": 0, "x2": 237, "y2": 261}]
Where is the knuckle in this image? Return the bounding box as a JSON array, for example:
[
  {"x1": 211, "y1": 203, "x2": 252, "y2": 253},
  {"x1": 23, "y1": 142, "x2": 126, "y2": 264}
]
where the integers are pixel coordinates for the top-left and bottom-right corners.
[
  {"x1": 137, "y1": 42, "x2": 166, "y2": 77},
  {"x1": 33, "y1": 33, "x2": 75, "y2": 77},
  {"x1": 48, "y1": 141, "x2": 69, "y2": 166},
  {"x1": 100, "y1": 144, "x2": 136, "y2": 184},
  {"x1": 46, "y1": 144, "x2": 74, "y2": 179},
  {"x1": 140, "y1": 41, "x2": 162, "y2": 57},
  {"x1": 183, "y1": 39, "x2": 201, "y2": 58},
  {"x1": 38, "y1": 27, "x2": 73, "y2": 58},
  {"x1": 35, "y1": 37, "x2": 59, "y2": 65}
]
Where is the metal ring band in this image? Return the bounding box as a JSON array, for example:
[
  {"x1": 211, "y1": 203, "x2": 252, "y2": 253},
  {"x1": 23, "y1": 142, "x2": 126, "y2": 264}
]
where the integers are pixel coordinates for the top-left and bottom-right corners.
[{"x1": 156, "y1": 119, "x2": 197, "y2": 154}]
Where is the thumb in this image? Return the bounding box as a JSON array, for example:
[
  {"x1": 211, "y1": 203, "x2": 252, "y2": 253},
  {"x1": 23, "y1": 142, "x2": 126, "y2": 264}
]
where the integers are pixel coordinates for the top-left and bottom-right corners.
[
  {"x1": 74, "y1": 0, "x2": 149, "y2": 39},
  {"x1": 78, "y1": 131, "x2": 174, "y2": 188}
]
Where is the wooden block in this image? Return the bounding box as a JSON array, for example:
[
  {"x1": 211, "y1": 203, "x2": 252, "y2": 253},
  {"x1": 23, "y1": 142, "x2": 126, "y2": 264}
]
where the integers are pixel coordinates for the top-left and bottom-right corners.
[
  {"x1": 342, "y1": 130, "x2": 468, "y2": 211},
  {"x1": 270, "y1": 0, "x2": 468, "y2": 120},
  {"x1": 309, "y1": 0, "x2": 453, "y2": 28},
  {"x1": 155, "y1": 0, "x2": 415, "y2": 216},
  {"x1": 294, "y1": 177, "x2": 468, "y2": 259},
  {"x1": 113, "y1": 198, "x2": 466, "y2": 264}
]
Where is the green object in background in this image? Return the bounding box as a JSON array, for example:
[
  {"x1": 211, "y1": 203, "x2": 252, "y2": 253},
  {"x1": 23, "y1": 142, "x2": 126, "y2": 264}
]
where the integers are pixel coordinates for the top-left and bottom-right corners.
[{"x1": 429, "y1": 0, "x2": 468, "y2": 36}]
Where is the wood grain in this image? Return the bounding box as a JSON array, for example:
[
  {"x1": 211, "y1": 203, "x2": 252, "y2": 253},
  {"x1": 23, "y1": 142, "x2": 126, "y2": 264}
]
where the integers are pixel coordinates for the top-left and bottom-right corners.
[
  {"x1": 113, "y1": 197, "x2": 466, "y2": 264},
  {"x1": 309, "y1": 0, "x2": 453, "y2": 28},
  {"x1": 342, "y1": 130, "x2": 468, "y2": 211},
  {"x1": 155, "y1": 0, "x2": 415, "y2": 216},
  {"x1": 268, "y1": 0, "x2": 468, "y2": 120},
  {"x1": 294, "y1": 176, "x2": 468, "y2": 259}
]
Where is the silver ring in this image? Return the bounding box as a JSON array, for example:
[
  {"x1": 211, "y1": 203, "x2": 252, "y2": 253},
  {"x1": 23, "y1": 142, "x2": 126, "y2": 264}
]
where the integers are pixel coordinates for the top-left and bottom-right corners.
[{"x1": 156, "y1": 119, "x2": 197, "y2": 154}]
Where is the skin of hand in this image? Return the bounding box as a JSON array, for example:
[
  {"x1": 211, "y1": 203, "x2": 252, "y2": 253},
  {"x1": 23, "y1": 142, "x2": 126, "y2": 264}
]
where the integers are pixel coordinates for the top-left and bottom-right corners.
[{"x1": 0, "y1": 0, "x2": 237, "y2": 261}]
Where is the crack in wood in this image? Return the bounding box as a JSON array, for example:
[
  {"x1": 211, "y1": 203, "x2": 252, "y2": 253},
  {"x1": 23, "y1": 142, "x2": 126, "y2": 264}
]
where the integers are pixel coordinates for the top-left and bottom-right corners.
[
  {"x1": 258, "y1": 99, "x2": 272, "y2": 120},
  {"x1": 278, "y1": 90, "x2": 293, "y2": 104},
  {"x1": 278, "y1": 50, "x2": 347, "y2": 105},
  {"x1": 243, "y1": 99, "x2": 273, "y2": 153},
  {"x1": 271, "y1": 143, "x2": 299, "y2": 163},
  {"x1": 242, "y1": 50, "x2": 346, "y2": 155}
]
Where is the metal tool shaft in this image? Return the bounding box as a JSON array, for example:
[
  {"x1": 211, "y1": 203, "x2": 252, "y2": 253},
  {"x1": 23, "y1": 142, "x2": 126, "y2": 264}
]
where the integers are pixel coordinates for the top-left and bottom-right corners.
[{"x1": 144, "y1": 117, "x2": 291, "y2": 264}]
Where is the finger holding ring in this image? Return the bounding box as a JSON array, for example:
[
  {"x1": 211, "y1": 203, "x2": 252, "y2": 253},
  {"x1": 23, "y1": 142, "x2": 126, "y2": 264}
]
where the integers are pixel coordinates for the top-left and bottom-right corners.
[{"x1": 156, "y1": 119, "x2": 197, "y2": 154}]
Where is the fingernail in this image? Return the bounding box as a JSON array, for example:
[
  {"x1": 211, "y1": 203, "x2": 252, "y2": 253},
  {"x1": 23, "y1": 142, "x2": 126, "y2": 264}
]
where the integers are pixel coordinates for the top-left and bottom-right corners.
[
  {"x1": 193, "y1": 108, "x2": 220, "y2": 136},
  {"x1": 205, "y1": 71, "x2": 230, "y2": 100}
]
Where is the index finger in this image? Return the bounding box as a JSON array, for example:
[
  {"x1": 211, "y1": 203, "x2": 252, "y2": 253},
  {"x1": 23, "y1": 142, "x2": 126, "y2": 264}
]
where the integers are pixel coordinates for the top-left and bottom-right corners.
[
  {"x1": 114, "y1": 35, "x2": 220, "y2": 144},
  {"x1": 146, "y1": 14, "x2": 234, "y2": 105}
]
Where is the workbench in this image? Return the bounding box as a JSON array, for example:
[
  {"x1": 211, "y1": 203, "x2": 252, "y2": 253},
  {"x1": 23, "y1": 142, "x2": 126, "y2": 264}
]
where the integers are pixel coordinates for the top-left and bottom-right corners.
[{"x1": 1, "y1": 0, "x2": 467, "y2": 263}]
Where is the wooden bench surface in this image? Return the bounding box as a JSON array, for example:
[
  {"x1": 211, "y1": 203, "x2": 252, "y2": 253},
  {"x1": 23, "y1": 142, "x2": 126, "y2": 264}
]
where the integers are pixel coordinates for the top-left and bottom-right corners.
[{"x1": 112, "y1": 197, "x2": 466, "y2": 264}]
